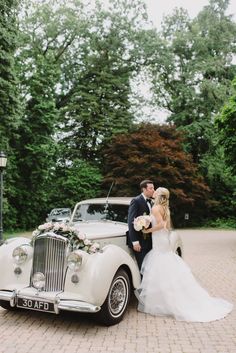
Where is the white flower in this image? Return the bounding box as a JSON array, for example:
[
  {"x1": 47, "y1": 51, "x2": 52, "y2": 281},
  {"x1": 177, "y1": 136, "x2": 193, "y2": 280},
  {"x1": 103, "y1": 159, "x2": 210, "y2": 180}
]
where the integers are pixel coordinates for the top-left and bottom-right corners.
[
  {"x1": 61, "y1": 223, "x2": 70, "y2": 232},
  {"x1": 78, "y1": 233, "x2": 86, "y2": 240},
  {"x1": 133, "y1": 215, "x2": 151, "y2": 231},
  {"x1": 84, "y1": 238, "x2": 92, "y2": 246},
  {"x1": 32, "y1": 230, "x2": 40, "y2": 237},
  {"x1": 32, "y1": 222, "x2": 99, "y2": 254},
  {"x1": 89, "y1": 243, "x2": 100, "y2": 253},
  {"x1": 53, "y1": 223, "x2": 61, "y2": 231},
  {"x1": 69, "y1": 226, "x2": 77, "y2": 233},
  {"x1": 38, "y1": 222, "x2": 53, "y2": 231}
]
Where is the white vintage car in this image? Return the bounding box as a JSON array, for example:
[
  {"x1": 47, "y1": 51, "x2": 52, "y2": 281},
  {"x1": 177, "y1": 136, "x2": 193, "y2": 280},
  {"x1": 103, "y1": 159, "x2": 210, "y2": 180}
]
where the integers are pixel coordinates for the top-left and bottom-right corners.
[{"x1": 0, "y1": 197, "x2": 183, "y2": 325}]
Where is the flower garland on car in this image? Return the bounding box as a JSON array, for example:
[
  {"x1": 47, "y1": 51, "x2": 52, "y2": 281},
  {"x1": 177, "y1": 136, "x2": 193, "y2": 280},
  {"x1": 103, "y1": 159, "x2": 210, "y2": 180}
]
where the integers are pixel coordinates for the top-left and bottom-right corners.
[{"x1": 32, "y1": 222, "x2": 100, "y2": 253}]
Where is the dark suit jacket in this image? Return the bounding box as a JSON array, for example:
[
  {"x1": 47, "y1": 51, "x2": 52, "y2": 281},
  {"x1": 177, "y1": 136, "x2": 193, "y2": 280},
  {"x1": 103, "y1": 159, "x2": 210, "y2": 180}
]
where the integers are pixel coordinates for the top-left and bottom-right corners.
[{"x1": 127, "y1": 194, "x2": 152, "y2": 250}]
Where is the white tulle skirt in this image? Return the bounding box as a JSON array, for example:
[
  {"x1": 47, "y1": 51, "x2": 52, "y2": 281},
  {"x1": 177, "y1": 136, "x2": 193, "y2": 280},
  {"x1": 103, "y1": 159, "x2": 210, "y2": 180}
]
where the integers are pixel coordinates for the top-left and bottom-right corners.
[{"x1": 137, "y1": 249, "x2": 233, "y2": 322}]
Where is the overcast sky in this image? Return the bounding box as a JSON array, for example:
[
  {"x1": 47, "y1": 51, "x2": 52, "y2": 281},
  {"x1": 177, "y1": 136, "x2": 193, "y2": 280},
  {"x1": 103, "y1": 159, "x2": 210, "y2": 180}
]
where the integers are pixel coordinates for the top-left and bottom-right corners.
[{"x1": 144, "y1": 0, "x2": 236, "y2": 29}]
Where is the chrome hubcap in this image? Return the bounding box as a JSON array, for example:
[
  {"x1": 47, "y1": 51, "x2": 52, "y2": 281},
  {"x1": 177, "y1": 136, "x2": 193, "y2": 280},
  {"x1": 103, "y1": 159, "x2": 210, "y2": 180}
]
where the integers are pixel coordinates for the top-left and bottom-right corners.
[{"x1": 108, "y1": 277, "x2": 128, "y2": 316}]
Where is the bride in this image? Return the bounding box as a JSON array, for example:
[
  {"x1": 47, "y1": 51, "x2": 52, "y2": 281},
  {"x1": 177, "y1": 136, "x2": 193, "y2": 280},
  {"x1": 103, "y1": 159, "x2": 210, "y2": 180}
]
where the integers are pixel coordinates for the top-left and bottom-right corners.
[{"x1": 136, "y1": 187, "x2": 233, "y2": 322}]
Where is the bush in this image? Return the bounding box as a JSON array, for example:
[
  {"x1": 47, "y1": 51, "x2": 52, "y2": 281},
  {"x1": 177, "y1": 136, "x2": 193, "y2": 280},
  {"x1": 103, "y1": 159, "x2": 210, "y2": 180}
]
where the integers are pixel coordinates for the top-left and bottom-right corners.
[{"x1": 203, "y1": 218, "x2": 236, "y2": 229}]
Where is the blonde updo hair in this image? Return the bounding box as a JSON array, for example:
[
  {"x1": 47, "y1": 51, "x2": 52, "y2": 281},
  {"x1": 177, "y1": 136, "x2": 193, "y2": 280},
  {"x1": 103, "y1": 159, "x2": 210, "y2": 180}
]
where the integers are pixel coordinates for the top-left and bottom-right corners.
[{"x1": 154, "y1": 187, "x2": 170, "y2": 221}]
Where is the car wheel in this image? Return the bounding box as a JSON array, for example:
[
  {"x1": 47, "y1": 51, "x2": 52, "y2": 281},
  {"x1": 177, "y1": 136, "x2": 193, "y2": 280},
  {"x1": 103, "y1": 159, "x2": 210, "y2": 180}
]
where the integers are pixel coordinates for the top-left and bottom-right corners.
[
  {"x1": 97, "y1": 269, "x2": 131, "y2": 326},
  {"x1": 0, "y1": 300, "x2": 16, "y2": 311}
]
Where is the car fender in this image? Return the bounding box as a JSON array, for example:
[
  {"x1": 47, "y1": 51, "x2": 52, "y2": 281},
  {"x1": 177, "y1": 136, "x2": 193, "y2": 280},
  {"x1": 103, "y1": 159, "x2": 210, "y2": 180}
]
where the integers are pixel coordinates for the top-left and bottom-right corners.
[
  {"x1": 0, "y1": 237, "x2": 33, "y2": 290},
  {"x1": 63, "y1": 244, "x2": 141, "y2": 306}
]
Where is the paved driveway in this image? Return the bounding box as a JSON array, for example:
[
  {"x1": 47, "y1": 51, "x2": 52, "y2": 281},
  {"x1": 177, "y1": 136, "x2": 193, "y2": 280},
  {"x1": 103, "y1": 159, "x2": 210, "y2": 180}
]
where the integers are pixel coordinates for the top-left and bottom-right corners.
[{"x1": 0, "y1": 229, "x2": 236, "y2": 353}]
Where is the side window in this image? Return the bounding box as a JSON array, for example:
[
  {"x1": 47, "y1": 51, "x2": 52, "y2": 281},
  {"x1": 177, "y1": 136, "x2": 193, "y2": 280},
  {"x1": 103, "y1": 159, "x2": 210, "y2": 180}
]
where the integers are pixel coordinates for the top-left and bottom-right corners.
[
  {"x1": 62, "y1": 209, "x2": 71, "y2": 216},
  {"x1": 86, "y1": 204, "x2": 107, "y2": 220},
  {"x1": 106, "y1": 205, "x2": 128, "y2": 223},
  {"x1": 73, "y1": 204, "x2": 106, "y2": 221},
  {"x1": 73, "y1": 205, "x2": 87, "y2": 221},
  {"x1": 72, "y1": 203, "x2": 129, "y2": 223}
]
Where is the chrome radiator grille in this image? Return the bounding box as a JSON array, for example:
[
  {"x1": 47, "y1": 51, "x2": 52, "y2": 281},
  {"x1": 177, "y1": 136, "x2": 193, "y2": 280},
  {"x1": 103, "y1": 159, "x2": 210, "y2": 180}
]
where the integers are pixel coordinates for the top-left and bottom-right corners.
[{"x1": 31, "y1": 235, "x2": 68, "y2": 292}]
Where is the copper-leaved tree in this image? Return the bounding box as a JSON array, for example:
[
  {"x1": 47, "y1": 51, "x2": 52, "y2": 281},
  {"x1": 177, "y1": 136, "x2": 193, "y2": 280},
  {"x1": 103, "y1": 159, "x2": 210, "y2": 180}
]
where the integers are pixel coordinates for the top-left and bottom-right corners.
[{"x1": 101, "y1": 123, "x2": 212, "y2": 227}]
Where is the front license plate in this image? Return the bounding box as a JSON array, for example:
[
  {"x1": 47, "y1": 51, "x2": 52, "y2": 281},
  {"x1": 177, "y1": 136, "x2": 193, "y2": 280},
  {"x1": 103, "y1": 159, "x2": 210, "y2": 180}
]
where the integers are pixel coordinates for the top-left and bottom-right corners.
[{"x1": 17, "y1": 297, "x2": 55, "y2": 313}]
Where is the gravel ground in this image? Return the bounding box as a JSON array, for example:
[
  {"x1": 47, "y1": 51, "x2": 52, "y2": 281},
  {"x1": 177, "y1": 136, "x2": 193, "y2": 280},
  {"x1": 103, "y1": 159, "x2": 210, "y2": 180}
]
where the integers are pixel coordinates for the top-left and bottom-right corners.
[{"x1": 0, "y1": 229, "x2": 235, "y2": 353}]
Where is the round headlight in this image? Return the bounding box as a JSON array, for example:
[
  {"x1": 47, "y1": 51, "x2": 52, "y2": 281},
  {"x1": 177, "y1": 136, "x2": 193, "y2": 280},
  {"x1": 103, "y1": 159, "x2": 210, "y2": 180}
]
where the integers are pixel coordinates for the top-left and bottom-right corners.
[
  {"x1": 32, "y1": 272, "x2": 45, "y2": 290},
  {"x1": 12, "y1": 245, "x2": 32, "y2": 265},
  {"x1": 67, "y1": 251, "x2": 82, "y2": 271}
]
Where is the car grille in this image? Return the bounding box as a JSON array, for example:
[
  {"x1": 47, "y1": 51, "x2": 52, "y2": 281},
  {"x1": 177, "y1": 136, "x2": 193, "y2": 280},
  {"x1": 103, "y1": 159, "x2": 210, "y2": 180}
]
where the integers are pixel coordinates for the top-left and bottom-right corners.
[{"x1": 31, "y1": 234, "x2": 68, "y2": 292}]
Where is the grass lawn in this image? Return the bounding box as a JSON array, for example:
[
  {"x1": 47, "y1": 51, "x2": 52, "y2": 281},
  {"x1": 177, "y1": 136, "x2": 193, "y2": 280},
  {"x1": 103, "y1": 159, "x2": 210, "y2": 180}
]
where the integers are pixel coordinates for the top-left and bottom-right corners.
[{"x1": 4, "y1": 230, "x2": 33, "y2": 240}]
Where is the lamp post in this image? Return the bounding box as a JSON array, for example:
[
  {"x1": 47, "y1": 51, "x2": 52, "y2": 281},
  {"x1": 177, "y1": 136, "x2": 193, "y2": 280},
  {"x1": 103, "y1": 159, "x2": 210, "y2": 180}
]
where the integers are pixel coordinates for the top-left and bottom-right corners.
[{"x1": 0, "y1": 151, "x2": 7, "y2": 242}]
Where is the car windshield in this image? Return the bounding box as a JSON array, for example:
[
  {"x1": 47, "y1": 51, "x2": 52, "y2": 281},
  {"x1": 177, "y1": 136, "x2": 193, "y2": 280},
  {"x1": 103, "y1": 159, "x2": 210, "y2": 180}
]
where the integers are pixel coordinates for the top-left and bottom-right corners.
[
  {"x1": 51, "y1": 209, "x2": 70, "y2": 216},
  {"x1": 72, "y1": 203, "x2": 128, "y2": 223}
]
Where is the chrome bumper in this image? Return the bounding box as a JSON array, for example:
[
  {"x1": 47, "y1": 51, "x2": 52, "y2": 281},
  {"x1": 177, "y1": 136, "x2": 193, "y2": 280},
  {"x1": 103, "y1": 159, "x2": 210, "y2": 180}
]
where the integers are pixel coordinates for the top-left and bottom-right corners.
[
  {"x1": 58, "y1": 300, "x2": 100, "y2": 313},
  {"x1": 0, "y1": 290, "x2": 100, "y2": 313},
  {"x1": 0, "y1": 290, "x2": 16, "y2": 307}
]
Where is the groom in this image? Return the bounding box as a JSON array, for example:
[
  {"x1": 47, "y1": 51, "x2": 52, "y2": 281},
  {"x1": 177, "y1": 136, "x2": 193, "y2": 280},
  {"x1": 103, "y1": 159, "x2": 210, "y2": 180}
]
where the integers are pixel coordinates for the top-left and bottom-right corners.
[{"x1": 127, "y1": 179, "x2": 154, "y2": 270}]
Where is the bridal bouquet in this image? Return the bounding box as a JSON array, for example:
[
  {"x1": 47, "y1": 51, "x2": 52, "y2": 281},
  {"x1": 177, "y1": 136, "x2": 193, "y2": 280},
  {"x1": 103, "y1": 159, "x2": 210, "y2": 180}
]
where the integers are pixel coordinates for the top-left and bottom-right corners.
[{"x1": 133, "y1": 215, "x2": 151, "y2": 239}]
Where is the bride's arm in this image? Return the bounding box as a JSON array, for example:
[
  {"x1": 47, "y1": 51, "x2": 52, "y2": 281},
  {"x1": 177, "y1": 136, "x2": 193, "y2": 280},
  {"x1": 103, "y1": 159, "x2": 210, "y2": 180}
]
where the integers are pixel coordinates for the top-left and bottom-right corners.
[{"x1": 143, "y1": 206, "x2": 167, "y2": 233}]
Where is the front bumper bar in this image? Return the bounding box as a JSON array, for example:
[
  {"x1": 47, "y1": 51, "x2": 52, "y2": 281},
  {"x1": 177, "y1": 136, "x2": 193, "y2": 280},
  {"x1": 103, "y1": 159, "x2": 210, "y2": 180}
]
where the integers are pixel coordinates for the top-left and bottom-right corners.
[
  {"x1": 0, "y1": 290, "x2": 16, "y2": 307},
  {"x1": 0, "y1": 290, "x2": 100, "y2": 314}
]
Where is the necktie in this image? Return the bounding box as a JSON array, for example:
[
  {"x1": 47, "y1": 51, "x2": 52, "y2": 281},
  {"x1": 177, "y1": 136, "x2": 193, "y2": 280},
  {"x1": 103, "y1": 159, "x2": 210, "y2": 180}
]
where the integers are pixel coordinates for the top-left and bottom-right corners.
[{"x1": 146, "y1": 199, "x2": 152, "y2": 212}]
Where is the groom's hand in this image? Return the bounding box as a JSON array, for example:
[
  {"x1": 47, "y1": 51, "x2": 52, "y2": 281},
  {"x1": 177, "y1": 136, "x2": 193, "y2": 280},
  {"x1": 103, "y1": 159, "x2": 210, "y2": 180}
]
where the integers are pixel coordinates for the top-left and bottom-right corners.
[{"x1": 133, "y1": 243, "x2": 141, "y2": 252}]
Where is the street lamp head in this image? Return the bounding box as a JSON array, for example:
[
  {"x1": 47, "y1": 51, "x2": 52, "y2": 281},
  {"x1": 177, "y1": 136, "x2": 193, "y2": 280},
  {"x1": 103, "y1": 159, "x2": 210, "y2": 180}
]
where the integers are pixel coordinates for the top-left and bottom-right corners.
[{"x1": 0, "y1": 151, "x2": 7, "y2": 170}]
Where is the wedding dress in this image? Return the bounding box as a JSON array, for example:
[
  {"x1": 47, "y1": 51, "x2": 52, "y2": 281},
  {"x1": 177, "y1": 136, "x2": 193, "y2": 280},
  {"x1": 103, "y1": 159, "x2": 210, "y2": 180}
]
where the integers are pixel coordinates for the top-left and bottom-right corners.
[{"x1": 137, "y1": 216, "x2": 233, "y2": 322}]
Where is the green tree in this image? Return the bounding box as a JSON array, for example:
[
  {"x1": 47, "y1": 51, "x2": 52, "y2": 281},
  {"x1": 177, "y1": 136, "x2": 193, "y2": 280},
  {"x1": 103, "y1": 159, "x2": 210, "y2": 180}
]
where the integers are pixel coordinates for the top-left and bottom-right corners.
[
  {"x1": 57, "y1": 0, "x2": 150, "y2": 162},
  {"x1": 0, "y1": 0, "x2": 21, "y2": 150},
  {"x1": 47, "y1": 159, "x2": 102, "y2": 213},
  {"x1": 201, "y1": 145, "x2": 236, "y2": 220},
  {"x1": 13, "y1": 57, "x2": 60, "y2": 228},
  {"x1": 101, "y1": 123, "x2": 211, "y2": 227},
  {"x1": 13, "y1": 0, "x2": 150, "y2": 228},
  {"x1": 14, "y1": 0, "x2": 68, "y2": 228},
  {"x1": 216, "y1": 77, "x2": 236, "y2": 174},
  {"x1": 0, "y1": 0, "x2": 21, "y2": 229},
  {"x1": 149, "y1": 0, "x2": 236, "y2": 163}
]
